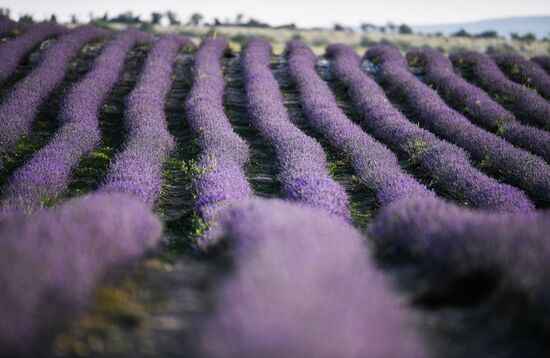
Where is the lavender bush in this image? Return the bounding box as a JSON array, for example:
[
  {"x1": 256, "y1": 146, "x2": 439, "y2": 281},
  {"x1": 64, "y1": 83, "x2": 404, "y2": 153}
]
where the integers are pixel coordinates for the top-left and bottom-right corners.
[
  {"x1": 407, "y1": 48, "x2": 550, "y2": 163},
  {"x1": 327, "y1": 44, "x2": 532, "y2": 213},
  {"x1": 531, "y1": 55, "x2": 550, "y2": 73},
  {"x1": 100, "y1": 34, "x2": 193, "y2": 206},
  {"x1": 0, "y1": 21, "x2": 67, "y2": 83},
  {"x1": 0, "y1": 192, "x2": 163, "y2": 354},
  {"x1": 0, "y1": 18, "x2": 28, "y2": 37},
  {"x1": 492, "y1": 53, "x2": 550, "y2": 100},
  {"x1": 186, "y1": 37, "x2": 251, "y2": 242},
  {"x1": 201, "y1": 198, "x2": 428, "y2": 358},
  {"x1": 0, "y1": 25, "x2": 111, "y2": 155},
  {"x1": 450, "y1": 51, "x2": 550, "y2": 130},
  {"x1": 369, "y1": 196, "x2": 550, "y2": 334},
  {"x1": 242, "y1": 39, "x2": 350, "y2": 221},
  {"x1": 366, "y1": 45, "x2": 550, "y2": 205},
  {"x1": 1, "y1": 29, "x2": 152, "y2": 215},
  {"x1": 286, "y1": 40, "x2": 433, "y2": 206}
]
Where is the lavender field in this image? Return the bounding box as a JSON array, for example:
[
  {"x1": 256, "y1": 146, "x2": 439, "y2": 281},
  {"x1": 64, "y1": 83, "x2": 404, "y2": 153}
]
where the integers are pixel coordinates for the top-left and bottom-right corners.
[{"x1": 1, "y1": 18, "x2": 550, "y2": 357}]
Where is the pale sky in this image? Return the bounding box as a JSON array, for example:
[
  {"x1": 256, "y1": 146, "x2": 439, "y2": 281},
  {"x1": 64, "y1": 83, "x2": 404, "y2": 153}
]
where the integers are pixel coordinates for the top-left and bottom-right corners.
[{"x1": 3, "y1": 0, "x2": 550, "y2": 27}]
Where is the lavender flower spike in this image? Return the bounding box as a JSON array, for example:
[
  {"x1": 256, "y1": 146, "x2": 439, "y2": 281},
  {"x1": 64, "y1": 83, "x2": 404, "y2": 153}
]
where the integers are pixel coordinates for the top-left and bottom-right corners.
[
  {"x1": 1, "y1": 29, "x2": 152, "y2": 215},
  {"x1": 186, "y1": 37, "x2": 251, "y2": 244},
  {"x1": 101, "y1": 34, "x2": 194, "y2": 207},
  {"x1": 0, "y1": 25, "x2": 112, "y2": 154},
  {"x1": 242, "y1": 39, "x2": 350, "y2": 221},
  {"x1": 202, "y1": 198, "x2": 428, "y2": 358}
]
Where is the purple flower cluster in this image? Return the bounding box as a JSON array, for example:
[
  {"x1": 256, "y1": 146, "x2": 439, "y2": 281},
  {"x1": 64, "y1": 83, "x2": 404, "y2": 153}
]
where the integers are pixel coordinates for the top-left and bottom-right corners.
[
  {"x1": 242, "y1": 39, "x2": 350, "y2": 221},
  {"x1": 327, "y1": 44, "x2": 532, "y2": 213},
  {"x1": 201, "y1": 198, "x2": 428, "y2": 358},
  {"x1": 186, "y1": 37, "x2": 251, "y2": 233},
  {"x1": 368, "y1": 196, "x2": 550, "y2": 331},
  {"x1": 0, "y1": 22, "x2": 67, "y2": 83},
  {"x1": 286, "y1": 41, "x2": 432, "y2": 206},
  {"x1": 0, "y1": 192, "x2": 163, "y2": 354},
  {"x1": 407, "y1": 48, "x2": 550, "y2": 163},
  {"x1": 366, "y1": 45, "x2": 550, "y2": 205},
  {"x1": 1, "y1": 29, "x2": 152, "y2": 215},
  {"x1": 100, "y1": 34, "x2": 192, "y2": 206},
  {"x1": 450, "y1": 51, "x2": 550, "y2": 130},
  {"x1": 0, "y1": 25, "x2": 112, "y2": 154},
  {"x1": 0, "y1": 18, "x2": 28, "y2": 37},
  {"x1": 531, "y1": 55, "x2": 550, "y2": 73},
  {"x1": 492, "y1": 53, "x2": 550, "y2": 100}
]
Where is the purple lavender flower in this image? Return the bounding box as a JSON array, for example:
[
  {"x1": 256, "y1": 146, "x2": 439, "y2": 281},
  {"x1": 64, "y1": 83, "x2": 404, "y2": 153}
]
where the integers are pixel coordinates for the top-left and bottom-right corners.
[
  {"x1": 366, "y1": 45, "x2": 550, "y2": 205},
  {"x1": 327, "y1": 44, "x2": 532, "y2": 213},
  {"x1": 186, "y1": 37, "x2": 251, "y2": 243},
  {"x1": 0, "y1": 21, "x2": 67, "y2": 83},
  {"x1": 0, "y1": 192, "x2": 163, "y2": 354},
  {"x1": 201, "y1": 198, "x2": 428, "y2": 358},
  {"x1": 492, "y1": 53, "x2": 550, "y2": 100},
  {"x1": 242, "y1": 39, "x2": 350, "y2": 221},
  {"x1": 450, "y1": 51, "x2": 550, "y2": 130},
  {"x1": 407, "y1": 48, "x2": 550, "y2": 163},
  {"x1": 531, "y1": 55, "x2": 550, "y2": 73},
  {"x1": 0, "y1": 29, "x2": 152, "y2": 215},
  {"x1": 286, "y1": 40, "x2": 433, "y2": 207},
  {"x1": 0, "y1": 18, "x2": 29, "y2": 37},
  {"x1": 0, "y1": 25, "x2": 112, "y2": 155},
  {"x1": 100, "y1": 34, "x2": 193, "y2": 207}
]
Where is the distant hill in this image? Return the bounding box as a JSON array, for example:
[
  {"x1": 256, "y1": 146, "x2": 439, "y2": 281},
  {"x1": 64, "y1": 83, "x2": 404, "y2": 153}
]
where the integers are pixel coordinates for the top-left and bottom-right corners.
[{"x1": 413, "y1": 16, "x2": 550, "y2": 39}]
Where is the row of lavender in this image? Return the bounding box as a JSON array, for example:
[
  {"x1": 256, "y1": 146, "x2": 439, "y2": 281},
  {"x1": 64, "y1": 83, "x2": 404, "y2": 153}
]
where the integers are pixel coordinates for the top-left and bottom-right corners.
[{"x1": 0, "y1": 24, "x2": 193, "y2": 354}]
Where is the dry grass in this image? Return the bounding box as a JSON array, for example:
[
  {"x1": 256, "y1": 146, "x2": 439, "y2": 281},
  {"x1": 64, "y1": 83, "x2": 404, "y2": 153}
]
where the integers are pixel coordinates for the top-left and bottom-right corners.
[{"x1": 140, "y1": 25, "x2": 550, "y2": 57}]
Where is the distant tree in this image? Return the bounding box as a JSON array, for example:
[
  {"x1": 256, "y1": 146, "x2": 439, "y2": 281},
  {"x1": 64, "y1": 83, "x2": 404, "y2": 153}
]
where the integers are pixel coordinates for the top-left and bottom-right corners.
[
  {"x1": 71, "y1": 14, "x2": 78, "y2": 24},
  {"x1": 236, "y1": 13, "x2": 243, "y2": 25},
  {"x1": 379, "y1": 26, "x2": 386, "y2": 33},
  {"x1": 244, "y1": 18, "x2": 270, "y2": 28},
  {"x1": 213, "y1": 18, "x2": 222, "y2": 26},
  {"x1": 275, "y1": 23, "x2": 297, "y2": 30},
  {"x1": 109, "y1": 11, "x2": 140, "y2": 24},
  {"x1": 19, "y1": 14, "x2": 35, "y2": 24},
  {"x1": 101, "y1": 13, "x2": 108, "y2": 22},
  {"x1": 521, "y1": 32, "x2": 537, "y2": 42},
  {"x1": 511, "y1": 32, "x2": 537, "y2": 42},
  {"x1": 398, "y1": 24, "x2": 413, "y2": 34},
  {"x1": 0, "y1": 8, "x2": 10, "y2": 19},
  {"x1": 452, "y1": 28, "x2": 471, "y2": 37},
  {"x1": 387, "y1": 22, "x2": 396, "y2": 33},
  {"x1": 476, "y1": 30, "x2": 498, "y2": 38},
  {"x1": 333, "y1": 23, "x2": 345, "y2": 31},
  {"x1": 166, "y1": 11, "x2": 180, "y2": 25},
  {"x1": 151, "y1": 12, "x2": 163, "y2": 25},
  {"x1": 189, "y1": 13, "x2": 203, "y2": 26},
  {"x1": 360, "y1": 22, "x2": 376, "y2": 32},
  {"x1": 50, "y1": 14, "x2": 57, "y2": 23}
]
